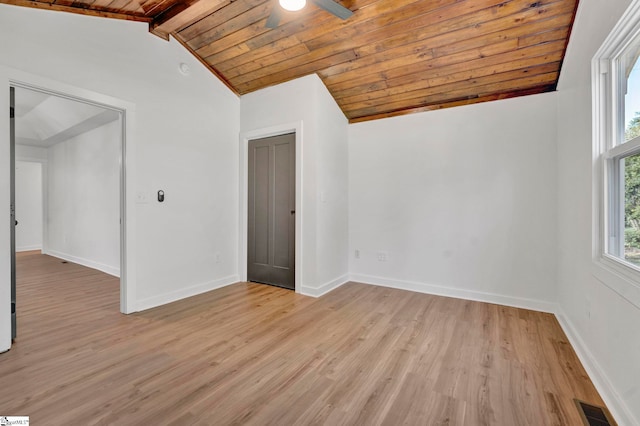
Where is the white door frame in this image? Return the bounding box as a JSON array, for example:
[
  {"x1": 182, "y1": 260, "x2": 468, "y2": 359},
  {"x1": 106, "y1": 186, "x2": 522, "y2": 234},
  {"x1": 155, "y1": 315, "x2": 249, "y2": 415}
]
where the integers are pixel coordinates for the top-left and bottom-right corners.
[
  {"x1": 0, "y1": 66, "x2": 137, "y2": 318},
  {"x1": 239, "y1": 121, "x2": 303, "y2": 292}
]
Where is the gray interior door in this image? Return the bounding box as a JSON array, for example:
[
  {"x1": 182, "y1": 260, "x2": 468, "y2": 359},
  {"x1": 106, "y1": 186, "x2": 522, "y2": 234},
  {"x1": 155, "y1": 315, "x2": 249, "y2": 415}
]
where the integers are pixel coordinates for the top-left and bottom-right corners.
[
  {"x1": 10, "y1": 86, "x2": 16, "y2": 341},
  {"x1": 247, "y1": 133, "x2": 295, "y2": 290}
]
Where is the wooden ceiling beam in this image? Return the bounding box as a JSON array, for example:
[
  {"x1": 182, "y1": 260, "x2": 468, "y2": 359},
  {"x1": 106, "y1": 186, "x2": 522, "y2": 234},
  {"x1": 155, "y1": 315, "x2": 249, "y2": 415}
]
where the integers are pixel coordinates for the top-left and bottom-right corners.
[
  {"x1": 149, "y1": 0, "x2": 228, "y2": 40},
  {"x1": 140, "y1": 0, "x2": 173, "y2": 19},
  {"x1": 0, "y1": 0, "x2": 152, "y2": 21}
]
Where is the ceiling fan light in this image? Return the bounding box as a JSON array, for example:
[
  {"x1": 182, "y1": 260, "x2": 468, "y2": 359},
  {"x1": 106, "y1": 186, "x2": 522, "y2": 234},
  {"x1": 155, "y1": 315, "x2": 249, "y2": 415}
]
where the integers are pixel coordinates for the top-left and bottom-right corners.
[{"x1": 279, "y1": 0, "x2": 306, "y2": 12}]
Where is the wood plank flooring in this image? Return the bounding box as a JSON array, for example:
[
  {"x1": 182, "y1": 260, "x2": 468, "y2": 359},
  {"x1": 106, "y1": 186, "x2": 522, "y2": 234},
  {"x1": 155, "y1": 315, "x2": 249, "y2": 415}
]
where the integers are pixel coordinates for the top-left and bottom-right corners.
[{"x1": 0, "y1": 251, "x2": 606, "y2": 425}]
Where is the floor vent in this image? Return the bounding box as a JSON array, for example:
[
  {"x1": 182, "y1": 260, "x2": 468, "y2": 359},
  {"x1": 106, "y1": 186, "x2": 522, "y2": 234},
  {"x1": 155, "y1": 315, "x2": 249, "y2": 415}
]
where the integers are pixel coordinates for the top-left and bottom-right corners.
[{"x1": 575, "y1": 399, "x2": 617, "y2": 426}]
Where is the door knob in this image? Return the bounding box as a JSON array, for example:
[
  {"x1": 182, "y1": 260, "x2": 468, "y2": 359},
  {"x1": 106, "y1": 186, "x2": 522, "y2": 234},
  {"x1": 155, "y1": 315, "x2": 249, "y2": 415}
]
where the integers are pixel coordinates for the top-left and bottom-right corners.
[
  {"x1": 290, "y1": 210, "x2": 295, "y2": 215},
  {"x1": 15, "y1": 220, "x2": 18, "y2": 226}
]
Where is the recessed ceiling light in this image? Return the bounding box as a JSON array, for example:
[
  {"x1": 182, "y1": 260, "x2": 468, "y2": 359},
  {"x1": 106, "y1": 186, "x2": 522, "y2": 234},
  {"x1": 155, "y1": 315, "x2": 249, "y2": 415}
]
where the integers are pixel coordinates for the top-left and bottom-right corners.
[{"x1": 279, "y1": 0, "x2": 306, "y2": 12}]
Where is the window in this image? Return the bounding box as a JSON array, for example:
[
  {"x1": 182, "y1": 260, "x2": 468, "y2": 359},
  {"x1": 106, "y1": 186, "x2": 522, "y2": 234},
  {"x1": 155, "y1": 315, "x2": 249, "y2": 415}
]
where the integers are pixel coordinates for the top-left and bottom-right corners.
[
  {"x1": 593, "y1": 0, "x2": 640, "y2": 279},
  {"x1": 606, "y1": 41, "x2": 640, "y2": 267}
]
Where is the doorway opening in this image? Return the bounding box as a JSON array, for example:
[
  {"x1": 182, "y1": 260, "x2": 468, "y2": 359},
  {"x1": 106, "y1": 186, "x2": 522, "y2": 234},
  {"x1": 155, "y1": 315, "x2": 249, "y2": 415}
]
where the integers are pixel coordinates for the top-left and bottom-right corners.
[{"x1": 9, "y1": 83, "x2": 127, "y2": 342}]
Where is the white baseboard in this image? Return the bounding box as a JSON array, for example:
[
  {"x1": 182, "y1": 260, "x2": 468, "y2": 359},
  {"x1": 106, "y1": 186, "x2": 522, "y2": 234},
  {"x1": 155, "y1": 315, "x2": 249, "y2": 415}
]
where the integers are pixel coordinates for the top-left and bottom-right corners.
[
  {"x1": 349, "y1": 273, "x2": 558, "y2": 313},
  {"x1": 44, "y1": 249, "x2": 120, "y2": 277},
  {"x1": 300, "y1": 274, "x2": 349, "y2": 297},
  {"x1": 136, "y1": 274, "x2": 240, "y2": 312},
  {"x1": 555, "y1": 309, "x2": 638, "y2": 426},
  {"x1": 17, "y1": 245, "x2": 42, "y2": 252}
]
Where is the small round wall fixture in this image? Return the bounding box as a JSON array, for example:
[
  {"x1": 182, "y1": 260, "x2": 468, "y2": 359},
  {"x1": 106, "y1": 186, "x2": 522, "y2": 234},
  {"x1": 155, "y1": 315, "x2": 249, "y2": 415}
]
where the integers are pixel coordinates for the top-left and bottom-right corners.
[
  {"x1": 179, "y1": 63, "x2": 191, "y2": 76},
  {"x1": 279, "y1": 0, "x2": 306, "y2": 11}
]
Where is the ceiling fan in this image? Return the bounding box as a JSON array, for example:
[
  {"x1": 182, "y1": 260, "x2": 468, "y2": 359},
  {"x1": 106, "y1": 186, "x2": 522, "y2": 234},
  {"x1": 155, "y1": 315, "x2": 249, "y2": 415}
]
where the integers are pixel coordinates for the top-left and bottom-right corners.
[{"x1": 266, "y1": 0, "x2": 354, "y2": 29}]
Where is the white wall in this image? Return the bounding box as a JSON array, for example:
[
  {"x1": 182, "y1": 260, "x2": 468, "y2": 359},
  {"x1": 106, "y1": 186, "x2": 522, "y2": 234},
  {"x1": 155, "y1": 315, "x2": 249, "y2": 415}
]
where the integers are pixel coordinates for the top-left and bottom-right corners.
[
  {"x1": 16, "y1": 145, "x2": 47, "y2": 162},
  {"x1": 556, "y1": 0, "x2": 640, "y2": 424},
  {"x1": 349, "y1": 93, "x2": 559, "y2": 311},
  {"x1": 46, "y1": 120, "x2": 120, "y2": 276},
  {"x1": 15, "y1": 161, "x2": 42, "y2": 252},
  {"x1": 0, "y1": 4, "x2": 240, "y2": 350},
  {"x1": 240, "y1": 74, "x2": 349, "y2": 295},
  {"x1": 315, "y1": 77, "x2": 349, "y2": 290}
]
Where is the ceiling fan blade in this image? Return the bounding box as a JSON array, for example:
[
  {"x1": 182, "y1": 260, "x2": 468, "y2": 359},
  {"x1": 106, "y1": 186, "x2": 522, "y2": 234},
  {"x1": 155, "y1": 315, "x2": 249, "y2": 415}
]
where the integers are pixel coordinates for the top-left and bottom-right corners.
[
  {"x1": 266, "y1": 5, "x2": 282, "y2": 29},
  {"x1": 310, "y1": 0, "x2": 353, "y2": 20}
]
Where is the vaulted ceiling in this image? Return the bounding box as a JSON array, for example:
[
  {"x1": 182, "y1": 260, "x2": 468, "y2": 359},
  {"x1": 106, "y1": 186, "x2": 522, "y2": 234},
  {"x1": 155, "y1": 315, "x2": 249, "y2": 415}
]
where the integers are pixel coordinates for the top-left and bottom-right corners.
[
  {"x1": 13, "y1": 87, "x2": 120, "y2": 148},
  {"x1": 1, "y1": 0, "x2": 579, "y2": 122}
]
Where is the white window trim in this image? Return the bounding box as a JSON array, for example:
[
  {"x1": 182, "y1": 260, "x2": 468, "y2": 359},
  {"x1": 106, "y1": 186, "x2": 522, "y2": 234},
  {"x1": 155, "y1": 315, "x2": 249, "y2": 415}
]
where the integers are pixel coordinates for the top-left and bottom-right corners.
[{"x1": 592, "y1": 0, "x2": 640, "y2": 310}]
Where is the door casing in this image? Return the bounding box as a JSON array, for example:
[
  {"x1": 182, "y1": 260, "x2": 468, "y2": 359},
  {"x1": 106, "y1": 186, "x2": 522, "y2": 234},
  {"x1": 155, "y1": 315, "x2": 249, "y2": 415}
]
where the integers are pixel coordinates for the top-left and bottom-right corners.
[
  {"x1": 239, "y1": 122, "x2": 303, "y2": 292},
  {"x1": 0, "y1": 66, "x2": 138, "y2": 319},
  {"x1": 9, "y1": 87, "x2": 15, "y2": 341},
  {"x1": 10, "y1": 82, "x2": 128, "y2": 310}
]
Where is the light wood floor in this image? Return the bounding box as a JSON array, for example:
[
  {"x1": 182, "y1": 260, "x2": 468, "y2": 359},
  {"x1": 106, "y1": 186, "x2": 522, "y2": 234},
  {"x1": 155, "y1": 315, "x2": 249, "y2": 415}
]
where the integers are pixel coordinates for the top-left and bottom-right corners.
[{"x1": 0, "y1": 251, "x2": 606, "y2": 425}]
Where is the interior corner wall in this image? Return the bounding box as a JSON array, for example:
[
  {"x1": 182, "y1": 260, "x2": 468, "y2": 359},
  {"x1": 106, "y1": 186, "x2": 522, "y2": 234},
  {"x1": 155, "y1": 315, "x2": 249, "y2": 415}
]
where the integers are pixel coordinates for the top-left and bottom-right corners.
[
  {"x1": 314, "y1": 78, "x2": 349, "y2": 292},
  {"x1": 15, "y1": 161, "x2": 43, "y2": 252},
  {"x1": 348, "y1": 93, "x2": 559, "y2": 312},
  {"x1": 239, "y1": 74, "x2": 349, "y2": 295},
  {"x1": 0, "y1": 3, "x2": 241, "y2": 329},
  {"x1": 556, "y1": 0, "x2": 640, "y2": 424},
  {"x1": 45, "y1": 121, "x2": 120, "y2": 276}
]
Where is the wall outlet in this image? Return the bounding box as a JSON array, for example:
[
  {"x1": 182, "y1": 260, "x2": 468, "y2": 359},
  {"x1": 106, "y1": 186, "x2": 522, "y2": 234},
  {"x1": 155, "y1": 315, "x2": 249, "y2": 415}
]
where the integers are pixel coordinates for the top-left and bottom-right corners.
[
  {"x1": 377, "y1": 251, "x2": 388, "y2": 262},
  {"x1": 214, "y1": 252, "x2": 220, "y2": 264},
  {"x1": 354, "y1": 249, "x2": 360, "y2": 259}
]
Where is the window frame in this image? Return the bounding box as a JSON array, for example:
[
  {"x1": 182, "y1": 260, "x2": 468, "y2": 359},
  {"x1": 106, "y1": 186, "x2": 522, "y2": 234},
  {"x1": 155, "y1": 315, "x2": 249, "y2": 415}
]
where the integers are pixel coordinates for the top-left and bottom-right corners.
[{"x1": 592, "y1": 0, "x2": 640, "y2": 299}]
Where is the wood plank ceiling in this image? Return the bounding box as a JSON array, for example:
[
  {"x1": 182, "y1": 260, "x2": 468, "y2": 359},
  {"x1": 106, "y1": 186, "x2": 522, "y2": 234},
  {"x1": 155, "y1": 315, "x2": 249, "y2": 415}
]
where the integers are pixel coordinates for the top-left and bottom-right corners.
[{"x1": 1, "y1": 0, "x2": 579, "y2": 122}]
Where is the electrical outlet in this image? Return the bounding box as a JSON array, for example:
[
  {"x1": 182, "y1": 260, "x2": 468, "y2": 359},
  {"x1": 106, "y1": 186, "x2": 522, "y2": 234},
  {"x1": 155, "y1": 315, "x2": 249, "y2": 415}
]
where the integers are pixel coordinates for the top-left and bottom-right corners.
[
  {"x1": 214, "y1": 252, "x2": 220, "y2": 264},
  {"x1": 377, "y1": 251, "x2": 388, "y2": 262},
  {"x1": 354, "y1": 249, "x2": 360, "y2": 259}
]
